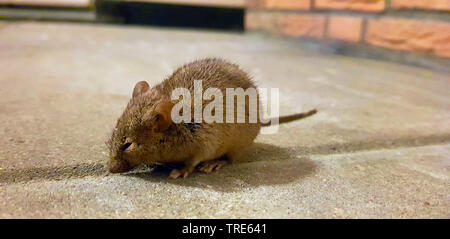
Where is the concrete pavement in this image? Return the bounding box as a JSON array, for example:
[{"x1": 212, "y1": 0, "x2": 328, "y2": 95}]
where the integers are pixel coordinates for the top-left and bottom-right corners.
[{"x1": 0, "y1": 21, "x2": 449, "y2": 218}]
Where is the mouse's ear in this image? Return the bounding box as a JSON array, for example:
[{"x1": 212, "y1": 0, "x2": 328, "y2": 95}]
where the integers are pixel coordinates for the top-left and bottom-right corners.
[
  {"x1": 152, "y1": 100, "x2": 175, "y2": 132},
  {"x1": 133, "y1": 81, "x2": 150, "y2": 98}
]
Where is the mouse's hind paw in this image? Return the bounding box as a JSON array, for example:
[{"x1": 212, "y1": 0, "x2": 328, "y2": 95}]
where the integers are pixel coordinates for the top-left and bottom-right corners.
[
  {"x1": 169, "y1": 168, "x2": 194, "y2": 179},
  {"x1": 198, "y1": 159, "x2": 228, "y2": 174}
]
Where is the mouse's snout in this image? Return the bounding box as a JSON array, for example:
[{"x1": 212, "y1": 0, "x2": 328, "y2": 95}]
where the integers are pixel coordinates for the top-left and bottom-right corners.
[
  {"x1": 108, "y1": 157, "x2": 131, "y2": 173},
  {"x1": 108, "y1": 136, "x2": 137, "y2": 173}
]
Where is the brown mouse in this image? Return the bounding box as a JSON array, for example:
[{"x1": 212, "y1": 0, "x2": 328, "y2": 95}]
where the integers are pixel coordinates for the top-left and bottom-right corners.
[{"x1": 107, "y1": 58, "x2": 317, "y2": 179}]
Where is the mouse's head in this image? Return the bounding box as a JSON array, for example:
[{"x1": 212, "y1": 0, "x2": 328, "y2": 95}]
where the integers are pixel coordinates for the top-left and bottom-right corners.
[{"x1": 107, "y1": 81, "x2": 174, "y2": 173}]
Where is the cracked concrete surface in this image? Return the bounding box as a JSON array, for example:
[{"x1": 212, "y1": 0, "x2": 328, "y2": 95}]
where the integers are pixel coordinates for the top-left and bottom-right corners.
[{"x1": 0, "y1": 21, "x2": 449, "y2": 218}]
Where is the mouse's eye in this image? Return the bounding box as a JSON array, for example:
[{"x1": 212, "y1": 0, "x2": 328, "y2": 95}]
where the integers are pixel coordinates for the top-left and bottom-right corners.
[{"x1": 120, "y1": 142, "x2": 132, "y2": 151}]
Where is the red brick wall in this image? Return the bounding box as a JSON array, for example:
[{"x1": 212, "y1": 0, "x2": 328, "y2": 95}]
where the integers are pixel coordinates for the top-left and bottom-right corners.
[{"x1": 246, "y1": 0, "x2": 450, "y2": 58}]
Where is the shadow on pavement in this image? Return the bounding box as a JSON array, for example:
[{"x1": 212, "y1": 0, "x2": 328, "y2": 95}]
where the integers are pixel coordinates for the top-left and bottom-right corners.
[
  {"x1": 0, "y1": 162, "x2": 106, "y2": 184},
  {"x1": 0, "y1": 143, "x2": 317, "y2": 191},
  {"x1": 128, "y1": 143, "x2": 317, "y2": 192}
]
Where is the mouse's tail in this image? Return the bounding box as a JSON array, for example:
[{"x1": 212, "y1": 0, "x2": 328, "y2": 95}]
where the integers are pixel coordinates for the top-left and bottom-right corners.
[{"x1": 261, "y1": 109, "x2": 317, "y2": 127}]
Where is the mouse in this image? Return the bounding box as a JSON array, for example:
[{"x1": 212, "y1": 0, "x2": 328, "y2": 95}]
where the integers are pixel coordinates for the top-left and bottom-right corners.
[{"x1": 107, "y1": 58, "x2": 317, "y2": 179}]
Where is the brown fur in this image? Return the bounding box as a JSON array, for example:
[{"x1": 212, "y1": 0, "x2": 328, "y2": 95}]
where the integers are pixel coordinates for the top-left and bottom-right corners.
[{"x1": 107, "y1": 58, "x2": 316, "y2": 178}]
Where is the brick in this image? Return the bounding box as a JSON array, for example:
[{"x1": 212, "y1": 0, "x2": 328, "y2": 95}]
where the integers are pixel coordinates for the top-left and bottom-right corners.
[
  {"x1": 246, "y1": 0, "x2": 265, "y2": 9},
  {"x1": 265, "y1": 0, "x2": 310, "y2": 10},
  {"x1": 245, "y1": 12, "x2": 280, "y2": 32},
  {"x1": 245, "y1": 11, "x2": 259, "y2": 30},
  {"x1": 315, "y1": 0, "x2": 385, "y2": 12},
  {"x1": 246, "y1": 12, "x2": 327, "y2": 38},
  {"x1": 366, "y1": 18, "x2": 450, "y2": 58},
  {"x1": 327, "y1": 16, "x2": 363, "y2": 42},
  {"x1": 278, "y1": 15, "x2": 327, "y2": 38},
  {"x1": 391, "y1": 0, "x2": 450, "y2": 11}
]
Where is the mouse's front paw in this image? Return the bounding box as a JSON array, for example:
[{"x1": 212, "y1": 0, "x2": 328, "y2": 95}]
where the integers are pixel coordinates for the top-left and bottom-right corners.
[{"x1": 169, "y1": 168, "x2": 193, "y2": 179}]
